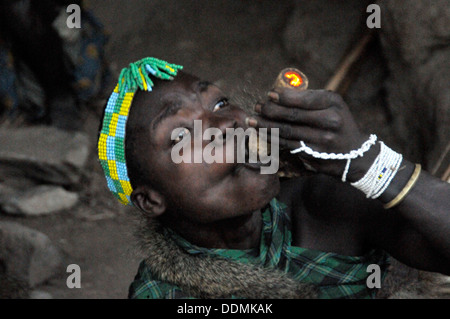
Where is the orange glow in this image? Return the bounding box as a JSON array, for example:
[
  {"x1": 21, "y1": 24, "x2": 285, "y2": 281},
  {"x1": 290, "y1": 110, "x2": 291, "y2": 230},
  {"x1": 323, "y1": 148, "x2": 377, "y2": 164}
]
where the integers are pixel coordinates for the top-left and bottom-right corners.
[{"x1": 284, "y1": 71, "x2": 303, "y2": 87}]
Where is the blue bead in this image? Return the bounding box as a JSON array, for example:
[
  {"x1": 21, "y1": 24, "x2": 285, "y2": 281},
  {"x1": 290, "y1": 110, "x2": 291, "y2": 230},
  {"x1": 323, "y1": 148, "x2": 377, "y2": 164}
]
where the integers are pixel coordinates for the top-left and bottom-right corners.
[{"x1": 146, "y1": 64, "x2": 157, "y2": 76}]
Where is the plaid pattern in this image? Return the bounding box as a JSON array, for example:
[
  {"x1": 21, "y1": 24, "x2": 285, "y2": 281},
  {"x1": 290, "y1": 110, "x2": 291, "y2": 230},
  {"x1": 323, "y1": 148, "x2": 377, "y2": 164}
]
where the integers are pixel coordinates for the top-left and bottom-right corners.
[
  {"x1": 97, "y1": 58, "x2": 183, "y2": 206},
  {"x1": 129, "y1": 198, "x2": 389, "y2": 299}
]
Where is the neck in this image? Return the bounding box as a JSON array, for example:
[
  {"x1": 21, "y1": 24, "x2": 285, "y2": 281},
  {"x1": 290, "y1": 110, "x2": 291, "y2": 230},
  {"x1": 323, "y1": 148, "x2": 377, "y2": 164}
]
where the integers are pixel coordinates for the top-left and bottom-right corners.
[{"x1": 161, "y1": 210, "x2": 262, "y2": 250}]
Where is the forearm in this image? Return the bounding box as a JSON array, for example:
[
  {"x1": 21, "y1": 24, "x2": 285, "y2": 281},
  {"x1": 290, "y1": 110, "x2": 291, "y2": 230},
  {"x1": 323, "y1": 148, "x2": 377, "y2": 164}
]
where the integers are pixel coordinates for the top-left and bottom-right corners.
[
  {"x1": 381, "y1": 161, "x2": 450, "y2": 261},
  {"x1": 350, "y1": 146, "x2": 450, "y2": 264}
]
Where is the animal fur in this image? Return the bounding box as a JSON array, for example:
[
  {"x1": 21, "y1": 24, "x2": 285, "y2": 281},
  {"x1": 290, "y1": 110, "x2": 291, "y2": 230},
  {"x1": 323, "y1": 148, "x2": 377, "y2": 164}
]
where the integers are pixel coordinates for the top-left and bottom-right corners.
[
  {"x1": 134, "y1": 219, "x2": 319, "y2": 299},
  {"x1": 0, "y1": 273, "x2": 29, "y2": 299}
]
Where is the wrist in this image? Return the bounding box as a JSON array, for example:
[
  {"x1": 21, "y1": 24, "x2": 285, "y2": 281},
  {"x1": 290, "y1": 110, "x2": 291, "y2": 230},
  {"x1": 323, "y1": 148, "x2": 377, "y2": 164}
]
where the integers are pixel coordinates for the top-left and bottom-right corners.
[
  {"x1": 348, "y1": 141, "x2": 404, "y2": 200},
  {"x1": 378, "y1": 160, "x2": 416, "y2": 204},
  {"x1": 346, "y1": 142, "x2": 381, "y2": 183}
]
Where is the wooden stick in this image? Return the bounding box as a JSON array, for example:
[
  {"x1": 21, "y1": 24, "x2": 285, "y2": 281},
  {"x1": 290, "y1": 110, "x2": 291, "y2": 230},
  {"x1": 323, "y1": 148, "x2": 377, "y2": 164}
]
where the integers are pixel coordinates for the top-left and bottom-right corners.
[
  {"x1": 325, "y1": 31, "x2": 374, "y2": 93},
  {"x1": 442, "y1": 164, "x2": 450, "y2": 182},
  {"x1": 431, "y1": 141, "x2": 450, "y2": 176}
]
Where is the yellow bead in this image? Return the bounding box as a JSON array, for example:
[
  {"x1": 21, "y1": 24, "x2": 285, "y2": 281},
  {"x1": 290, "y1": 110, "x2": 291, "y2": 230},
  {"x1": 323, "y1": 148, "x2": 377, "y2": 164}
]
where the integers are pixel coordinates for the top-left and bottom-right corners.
[
  {"x1": 98, "y1": 134, "x2": 108, "y2": 160},
  {"x1": 108, "y1": 160, "x2": 118, "y2": 179}
]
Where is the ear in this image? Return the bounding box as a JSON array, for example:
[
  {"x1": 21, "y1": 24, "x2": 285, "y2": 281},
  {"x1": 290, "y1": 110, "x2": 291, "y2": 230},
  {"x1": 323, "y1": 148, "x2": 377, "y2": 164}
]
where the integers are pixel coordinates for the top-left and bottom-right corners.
[{"x1": 131, "y1": 186, "x2": 166, "y2": 218}]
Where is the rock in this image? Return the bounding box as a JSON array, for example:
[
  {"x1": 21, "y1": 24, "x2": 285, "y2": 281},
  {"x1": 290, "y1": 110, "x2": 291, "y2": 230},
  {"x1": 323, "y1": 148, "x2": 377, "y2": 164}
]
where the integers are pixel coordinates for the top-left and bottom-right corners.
[
  {"x1": 282, "y1": 0, "x2": 374, "y2": 88},
  {"x1": 343, "y1": 38, "x2": 392, "y2": 142},
  {"x1": 0, "y1": 221, "x2": 64, "y2": 288},
  {"x1": 377, "y1": 0, "x2": 450, "y2": 169},
  {"x1": 0, "y1": 185, "x2": 79, "y2": 216},
  {"x1": 0, "y1": 126, "x2": 90, "y2": 187}
]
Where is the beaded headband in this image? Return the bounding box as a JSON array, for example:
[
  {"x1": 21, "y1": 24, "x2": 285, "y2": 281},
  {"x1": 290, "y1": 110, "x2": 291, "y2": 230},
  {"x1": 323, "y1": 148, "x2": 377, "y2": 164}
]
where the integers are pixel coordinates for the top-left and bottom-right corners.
[{"x1": 98, "y1": 57, "x2": 183, "y2": 206}]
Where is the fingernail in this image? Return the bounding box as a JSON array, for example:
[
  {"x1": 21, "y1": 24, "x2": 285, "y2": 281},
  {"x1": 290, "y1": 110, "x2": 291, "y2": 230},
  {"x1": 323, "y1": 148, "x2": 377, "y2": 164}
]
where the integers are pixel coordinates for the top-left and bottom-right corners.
[
  {"x1": 254, "y1": 103, "x2": 262, "y2": 113},
  {"x1": 245, "y1": 117, "x2": 258, "y2": 127},
  {"x1": 267, "y1": 91, "x2": 279, "y2": 102}
]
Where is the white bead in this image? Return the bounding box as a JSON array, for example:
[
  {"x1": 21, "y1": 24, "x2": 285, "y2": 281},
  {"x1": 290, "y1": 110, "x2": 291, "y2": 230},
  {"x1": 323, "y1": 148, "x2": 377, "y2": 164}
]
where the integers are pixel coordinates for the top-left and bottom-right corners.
[
  {"x1": 351, "y1": 142, "x2": 402, "y2": 199},
  {"x1": 290, "y1": 135, "x2": 378, "y2": 182},
  {"x1": 291, "y1": 134, "x2": 377, "y2": 160}
]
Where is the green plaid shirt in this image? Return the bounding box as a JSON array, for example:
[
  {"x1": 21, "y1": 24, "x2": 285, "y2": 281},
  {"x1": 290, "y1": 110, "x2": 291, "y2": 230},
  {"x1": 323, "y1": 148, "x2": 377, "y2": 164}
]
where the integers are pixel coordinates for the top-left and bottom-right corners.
[{"x1": 129, "y1": 198, "x2": 389, "y2": 299}]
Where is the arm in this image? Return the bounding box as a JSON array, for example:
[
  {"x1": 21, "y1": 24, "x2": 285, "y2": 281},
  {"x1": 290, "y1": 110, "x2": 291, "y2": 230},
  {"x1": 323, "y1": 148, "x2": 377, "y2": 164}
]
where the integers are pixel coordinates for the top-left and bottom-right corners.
[
  {"x1": 249, "y1": 88, "x2": 450, "y2": 274},
  {"x1": 347, "y1": 134, "x2": 450, "y2": 274},
  {"x1": 365, "y1": 165, "x2": 450, "y2": 275}
]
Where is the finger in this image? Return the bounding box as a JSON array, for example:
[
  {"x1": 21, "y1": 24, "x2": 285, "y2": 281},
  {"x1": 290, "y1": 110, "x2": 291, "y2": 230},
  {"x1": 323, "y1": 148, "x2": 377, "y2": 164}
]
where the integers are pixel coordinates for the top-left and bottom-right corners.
[
  {"x1": 256, "y1": 101, "x2": 343, "y2": 131},
  {"x1": 268, "y1": 88, "x2": 345, "y2": 111},
  {"x1": 276, "y1": 137, "x2": 302, "y2": 150},
  {"x1": 275, "y1": 138, "x2": 324, "y2": 172},
  {"x1": 250, "y1": 115, "x2": 323, "y2": 144},
  {"x1": 276, "y1": 137, "x2": 346, "y2": 173}
]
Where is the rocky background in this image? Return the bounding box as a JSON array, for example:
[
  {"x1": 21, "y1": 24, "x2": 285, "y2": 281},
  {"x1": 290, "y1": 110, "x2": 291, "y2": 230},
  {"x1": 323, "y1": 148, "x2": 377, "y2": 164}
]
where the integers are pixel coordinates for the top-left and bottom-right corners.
[{"x1": 0, "y1": 0, "x2": 449, "y2": 298}]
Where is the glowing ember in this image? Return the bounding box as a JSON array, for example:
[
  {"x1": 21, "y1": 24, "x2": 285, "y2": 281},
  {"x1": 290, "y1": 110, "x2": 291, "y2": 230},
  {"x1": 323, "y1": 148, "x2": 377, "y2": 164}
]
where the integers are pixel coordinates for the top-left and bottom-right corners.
[{"x1": 284, "y1": 71, "x2": 303, "y2": 87}]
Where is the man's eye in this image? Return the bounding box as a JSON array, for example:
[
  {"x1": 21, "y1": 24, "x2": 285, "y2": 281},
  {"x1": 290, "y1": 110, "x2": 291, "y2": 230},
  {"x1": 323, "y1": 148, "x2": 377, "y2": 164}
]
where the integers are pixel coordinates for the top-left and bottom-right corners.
[
  {"x1": 212, "y1": 98, "x2": 229, "y2": 112},
  {"x1": 172, "y1": 128, "x2": 190, "y2": 144}
]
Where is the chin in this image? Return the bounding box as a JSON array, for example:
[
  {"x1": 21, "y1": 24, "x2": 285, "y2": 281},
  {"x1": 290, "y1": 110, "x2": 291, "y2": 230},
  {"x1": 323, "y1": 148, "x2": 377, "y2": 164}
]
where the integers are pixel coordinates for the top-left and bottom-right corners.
[
  {"x1": 262, "y1": 174, "x2": 281, "y2": 203},
  {"x1": 246, "y1": 173, "x2": 280, "y2": 212}
]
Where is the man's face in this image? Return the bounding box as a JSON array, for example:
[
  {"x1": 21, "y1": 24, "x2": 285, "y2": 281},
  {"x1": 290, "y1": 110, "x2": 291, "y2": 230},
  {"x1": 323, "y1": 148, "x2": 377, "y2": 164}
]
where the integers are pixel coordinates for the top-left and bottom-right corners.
[{"x1": 131, "y1": 72, "x2": 280, "y2": 223}]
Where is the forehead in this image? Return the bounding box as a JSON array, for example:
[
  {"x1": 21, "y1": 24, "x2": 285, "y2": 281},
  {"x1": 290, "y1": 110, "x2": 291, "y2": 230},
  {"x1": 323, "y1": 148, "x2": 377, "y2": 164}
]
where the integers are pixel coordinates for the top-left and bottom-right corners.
[
  {"x1": 132, "y1": 72, "x2": 212, "y2": 114},
  {"x1": 127, "y1": 72, "x2": 221, "y2": 139},
  {"x1": 129, "y1": 73, "x2": 195, "y2": 120}
]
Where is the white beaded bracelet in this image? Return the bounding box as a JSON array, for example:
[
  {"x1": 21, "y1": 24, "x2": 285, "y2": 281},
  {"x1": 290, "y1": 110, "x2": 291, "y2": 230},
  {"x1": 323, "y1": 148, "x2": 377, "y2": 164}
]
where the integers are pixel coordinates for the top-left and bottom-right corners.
[
  {"x1": 350, "y1": 142, "x2": 403, "y2": 199},
  {"x1": 290, "y1": 134, "x2": 378, "y2": 182}
]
